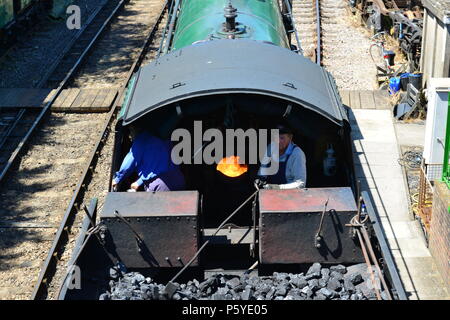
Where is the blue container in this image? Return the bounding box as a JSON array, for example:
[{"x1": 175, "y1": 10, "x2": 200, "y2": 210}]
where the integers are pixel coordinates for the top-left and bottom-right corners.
[{"x1": 389, "y1": 77, "x2": 401, "y2": 95}]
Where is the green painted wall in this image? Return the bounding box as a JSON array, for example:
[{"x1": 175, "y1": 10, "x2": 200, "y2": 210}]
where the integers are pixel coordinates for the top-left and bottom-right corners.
[{"x1": 171, "y1": 0, "x2": 289, "y2": 51}]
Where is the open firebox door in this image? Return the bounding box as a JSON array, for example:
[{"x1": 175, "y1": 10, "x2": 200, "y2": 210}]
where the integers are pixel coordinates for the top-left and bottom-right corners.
[{"x1": 216, "y1": 156, "x2": 248, "y2": 178}]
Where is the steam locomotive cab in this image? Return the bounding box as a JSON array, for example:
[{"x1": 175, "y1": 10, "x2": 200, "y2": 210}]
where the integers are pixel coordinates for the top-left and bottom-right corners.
[
  {"x1": 114, "y1": 91, "x2": 354, "y2": 228},
  {"x1": 104, "y1": 38, "x2": 361, "y2": 272}
]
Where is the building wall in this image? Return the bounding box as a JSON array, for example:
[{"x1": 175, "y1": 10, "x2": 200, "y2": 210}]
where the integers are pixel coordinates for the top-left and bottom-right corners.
[
  {"x1": 429, "y1": 181, "x2": 450, "y2": 290},
  {"x1": 420, "y1": 9, "x2": 450, "y2": 87}
]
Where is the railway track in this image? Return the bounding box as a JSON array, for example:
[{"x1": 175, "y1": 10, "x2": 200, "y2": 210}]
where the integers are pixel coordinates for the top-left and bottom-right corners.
[
  {"x1": 291, "y1": 0, "x2": 321, "y2": 64},
  {"x1": 31, "y1": 0, "x2": 169, "y2": 300},
  {"x1": 319, "y1": 0, "x2": 349, "y2": 68},
  {"x1": 319, "y1": 0, "x2": 381, "y2": 90},
  {"x1": 71, "y1": 0, "x2": 169, "y2": 87},
  {"x1": 0, "y1": 0, "x2": 123, "y2": 186},
  {"x1": 42, "y1": 0, "x2": 125, "y2": 89},
  {"x1": 0, "y1": 0, "x2": 105, "y2": 88},
  {"x1": 0, "y1": 0, "x2": 168, "y2": 300},
  {"x1": 292, "y1": 0, "x2": 378, "y2": 90}
]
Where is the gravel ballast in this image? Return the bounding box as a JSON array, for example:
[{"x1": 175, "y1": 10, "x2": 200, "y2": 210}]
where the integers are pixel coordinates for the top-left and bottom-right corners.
[
  {"x1": 0, "y1": 0, "x2": 105, "y2": 88},
  {"x1": 321, "y1": 0, "x2": 381, "y2": 90}
]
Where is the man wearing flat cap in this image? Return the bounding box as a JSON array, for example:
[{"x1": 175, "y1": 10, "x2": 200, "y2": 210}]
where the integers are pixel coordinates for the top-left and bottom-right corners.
[{"x1": 258, "y1": 124, "x2": 307, "y2": 189}]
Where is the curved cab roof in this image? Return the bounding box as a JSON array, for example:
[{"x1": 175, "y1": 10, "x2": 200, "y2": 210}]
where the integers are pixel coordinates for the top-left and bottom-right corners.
[{"x1": 122, "y1": 39, "x2": 347, "y2": 126}]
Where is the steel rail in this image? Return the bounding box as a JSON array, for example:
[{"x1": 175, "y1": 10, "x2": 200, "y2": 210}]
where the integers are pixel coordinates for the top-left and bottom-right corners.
[
  {"x1": 315, "y1": 0, "x2": 321, "y2": 65},
  {"x1": 36, "y1": 0, "x2": 114, "y2": 89},
  {"x1": 0, "y1": 109, "x2": 25, "y2": 150},
  {"x1": 282, "y1": 0, "x2": 303, "y2": 54},
  {"x1": 0, "y1": 0, "x2": 128, "y2": 185},
  {"x1": 56, "y1": 198, "x2": 98, "y2": 300},
  {"x1": 53, "y1": 0, "x2": 127, "y2": 87},
  {"x1": 30, "y1": 82, "x2": 112, "y2": 298},
  {"x1": 0, "y1": 1, "x2": 118, "y2": 178},
  {"x1": 31, "y1": 0, "x2": 169, "y2": 300}
]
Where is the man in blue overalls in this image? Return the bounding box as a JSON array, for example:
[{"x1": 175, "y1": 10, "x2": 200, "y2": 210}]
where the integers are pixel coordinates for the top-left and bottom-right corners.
[
  {"x1": 258, "y1": 124, "x2": 307, "y2": 189},
  {"x1": 112, "y1": 131, "x2": 185, "y2": 192}
]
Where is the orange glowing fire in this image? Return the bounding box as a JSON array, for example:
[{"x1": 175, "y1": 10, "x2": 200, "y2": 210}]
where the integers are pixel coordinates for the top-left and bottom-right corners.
[{"x1": 216, "y1": 156, "x2": 248, "y2": 178}]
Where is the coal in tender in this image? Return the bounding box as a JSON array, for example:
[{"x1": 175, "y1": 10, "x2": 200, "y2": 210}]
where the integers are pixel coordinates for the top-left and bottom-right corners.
[
  {"x1": 330, "y1": 264, "x2": 347, "y2": 274},
  {"x1": 99, "y1": 292, "x2": 110, "y2": 300},
  {"x1": 330, "y1": 270, "x2": 344, "y2": 282},
  {"x1": 275, "y1": 285, "x2": 287, "y2": 297},
  {"x1": 241, "y1": 286, "x2": 254, "y2": 300},
  {"x1": 307, "y1": 279, "x2": 320, "y2": 292},
  {"x1": 314, "y1": 293, "x2": 327, "y2": 300},
  {"x1": 327, "y1": 278, "x2": 342, "y2": 292},
  {"x1": 348, "y1": 272, "x2": 364, "y2": 285},
  {"x1": 318, "y1": 287, "x2": 334, "y2": 298},
  {"x1": 102, "y1": 263, "x2": 385, "y2": 300},
  {"x1": 290, "y1": 276, "x2": 308, "y2": 289},
  {"x1": 226, "y1": 277, "x2": 241, "y2": 290},
  {"x1": 305, "y1": 262, "x2": 322, "y2": 280}
]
